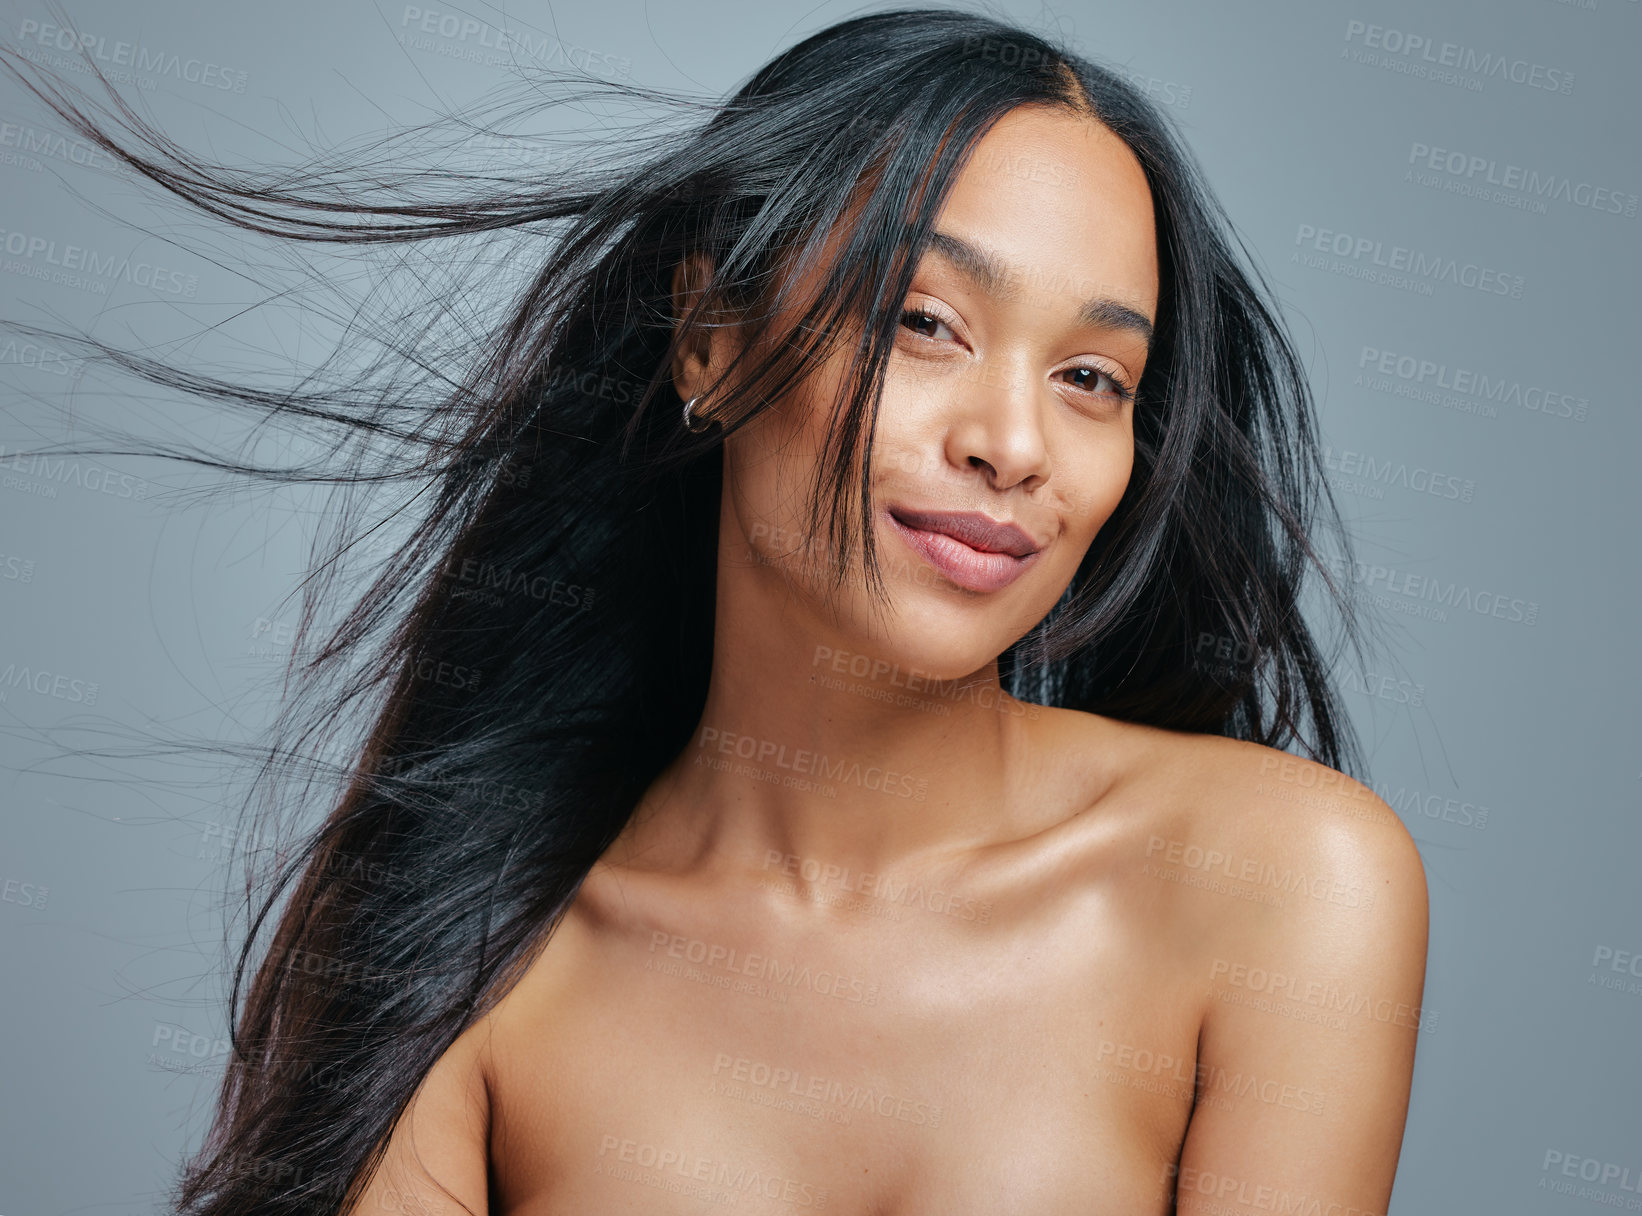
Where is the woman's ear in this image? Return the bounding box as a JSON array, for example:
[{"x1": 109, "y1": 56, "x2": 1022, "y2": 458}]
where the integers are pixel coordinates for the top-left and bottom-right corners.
[{"x1": 669, "y1": 251, "x2": 742, "y2": 419}]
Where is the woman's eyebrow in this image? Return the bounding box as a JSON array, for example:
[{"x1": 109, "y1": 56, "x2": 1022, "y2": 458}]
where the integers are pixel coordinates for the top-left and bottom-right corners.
[{"x1": 924, "y1": 229, "x2": 1154, "y2": 347}]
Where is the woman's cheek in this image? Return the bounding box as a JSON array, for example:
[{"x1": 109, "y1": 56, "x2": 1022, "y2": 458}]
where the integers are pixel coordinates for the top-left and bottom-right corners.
[{"x1": 1076, "y1": 440, "x2": 1135, "y2": 536}]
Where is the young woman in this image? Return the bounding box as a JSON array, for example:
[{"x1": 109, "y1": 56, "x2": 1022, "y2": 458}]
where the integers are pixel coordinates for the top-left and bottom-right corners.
[{"x1": 7, "y1": 8, "x2": 1426, "y2": 1214}]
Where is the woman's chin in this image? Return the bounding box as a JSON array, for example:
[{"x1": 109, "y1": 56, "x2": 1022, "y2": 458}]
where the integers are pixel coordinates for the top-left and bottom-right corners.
[{"x1": 824, "y1": 604, "x2": 1030, "y2": 686}]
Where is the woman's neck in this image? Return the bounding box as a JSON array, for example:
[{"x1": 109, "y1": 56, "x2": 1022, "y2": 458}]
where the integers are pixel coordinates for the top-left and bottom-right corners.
[{"x1": 616, "y1": 552, "x2": 1057, "y2": 886}]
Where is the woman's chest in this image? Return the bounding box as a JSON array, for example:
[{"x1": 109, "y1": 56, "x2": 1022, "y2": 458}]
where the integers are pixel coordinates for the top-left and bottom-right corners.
[{"x1": 484, "y1": 869, "x2": 1204, "y2": 1215}]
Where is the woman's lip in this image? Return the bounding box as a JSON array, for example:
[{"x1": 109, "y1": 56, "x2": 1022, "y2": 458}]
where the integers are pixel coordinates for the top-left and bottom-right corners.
[
  {"x1": 889, "y1": 507, "x2": 1040, "y2": 557},
  {"x1": 885, "y1": 510, "x2": 1042, "y2": 593}
]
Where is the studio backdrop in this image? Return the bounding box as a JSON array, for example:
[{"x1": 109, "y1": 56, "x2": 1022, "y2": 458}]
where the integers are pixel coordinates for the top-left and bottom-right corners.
[{"x1": 0, "y1": 0, "x2": 1636, "y2": 1212}]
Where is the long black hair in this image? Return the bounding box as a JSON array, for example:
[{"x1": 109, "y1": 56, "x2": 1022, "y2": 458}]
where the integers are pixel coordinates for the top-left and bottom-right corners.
[{"x1": 2, "y1": 7, "x2": 1362, "y2": 1213}]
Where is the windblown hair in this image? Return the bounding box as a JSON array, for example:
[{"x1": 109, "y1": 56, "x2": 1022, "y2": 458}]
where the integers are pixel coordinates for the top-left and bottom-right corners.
[{"x1": 2, "y1": 7, "x2": 1363, "y2": 1213}]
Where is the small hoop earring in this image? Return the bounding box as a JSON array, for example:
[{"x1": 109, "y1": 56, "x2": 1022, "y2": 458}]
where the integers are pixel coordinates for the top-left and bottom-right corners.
[{"x1": 682, "y1": 394, "x2": 714, "y2": 433}]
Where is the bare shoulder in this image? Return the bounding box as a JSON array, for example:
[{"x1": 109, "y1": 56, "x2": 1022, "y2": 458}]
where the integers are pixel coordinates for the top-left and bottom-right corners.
[
  {"x1": 1042, "y1": 707, "x2": 1428, "y2": 965},
  {"x1": 340, "y1": 1004, "x2": 495, "y2": 1216},
  {"x1": 1042, "y1": 721, "x2": 1435, "y2": 1199},
  {"x1": 1144, "y1": 727, "x2": 1426, "y2": 917}
]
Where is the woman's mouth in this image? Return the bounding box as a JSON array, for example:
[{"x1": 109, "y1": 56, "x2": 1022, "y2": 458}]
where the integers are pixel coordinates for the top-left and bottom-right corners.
[{"x1": 885, "y1": 506, "x2": 1044, "y2": 593}]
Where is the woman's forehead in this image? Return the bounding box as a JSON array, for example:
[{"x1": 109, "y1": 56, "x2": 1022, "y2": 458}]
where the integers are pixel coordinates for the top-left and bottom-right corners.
[
  {"x1": 761, "y1": 105, "x2": 1158, "y2": 331},
  {"x1": 933, "y1": 107, "x2": 1159, "y2": 323}
]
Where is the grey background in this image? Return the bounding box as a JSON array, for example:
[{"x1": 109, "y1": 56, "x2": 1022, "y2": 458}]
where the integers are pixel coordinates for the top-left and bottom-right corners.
[{"x1": 0, "y1": 0, "x2": 1637, "y2": 1211}]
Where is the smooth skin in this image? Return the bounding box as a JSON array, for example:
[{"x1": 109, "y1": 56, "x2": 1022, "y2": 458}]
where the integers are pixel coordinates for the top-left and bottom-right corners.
[{"x1": 344, "y1": 104, "x2": 1429, "y2": 1216}]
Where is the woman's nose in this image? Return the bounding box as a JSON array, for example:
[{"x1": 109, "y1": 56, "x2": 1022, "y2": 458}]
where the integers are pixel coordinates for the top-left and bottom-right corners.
[{"x1": 942, "y1": 360, "x2": 1050, "y2": 493}]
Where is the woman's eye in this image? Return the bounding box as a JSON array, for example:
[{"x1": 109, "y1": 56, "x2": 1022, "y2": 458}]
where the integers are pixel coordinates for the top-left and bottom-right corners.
[
  {"x1": 896, "y1": 309, "x2": 1135, "y2": 402},
  {"x1": 1062, "y1": 365, "x2": 1134, "y2": 400},
  {"x1": 899, "y1": 308, "x2": 956, "y2": 343}
]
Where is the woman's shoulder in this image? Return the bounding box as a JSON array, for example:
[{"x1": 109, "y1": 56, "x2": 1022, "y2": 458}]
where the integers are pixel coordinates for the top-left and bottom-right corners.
[{"x1": 1034, "y1": 706, "x2": 1428, "y2": 949}]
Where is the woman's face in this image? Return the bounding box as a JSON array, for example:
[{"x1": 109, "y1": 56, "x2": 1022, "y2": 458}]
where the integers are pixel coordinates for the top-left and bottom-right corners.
[{"x1": 700, "y1": 104, "x2": 1160, "y2": 680}]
